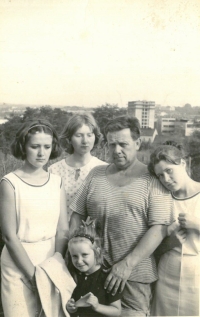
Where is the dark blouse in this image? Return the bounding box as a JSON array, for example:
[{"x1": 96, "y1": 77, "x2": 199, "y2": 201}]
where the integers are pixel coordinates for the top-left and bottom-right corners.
[{"x1": 71, "y1": 267, "x2": 121, "y2": 317}]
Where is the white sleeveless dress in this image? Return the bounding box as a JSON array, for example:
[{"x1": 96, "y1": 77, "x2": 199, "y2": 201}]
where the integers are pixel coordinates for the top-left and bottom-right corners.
[
  {"x1": 0, "y1": 172, "x2": 62, "y2": 317},
  {"x1": 151, "y1": 192, "x2": 200, "y2": 316}
]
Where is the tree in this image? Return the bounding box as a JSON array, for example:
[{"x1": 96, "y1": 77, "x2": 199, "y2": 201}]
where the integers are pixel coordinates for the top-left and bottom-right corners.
[
  {"x1": 184, "y1": 130, "x2": 200, "y2": 181},
  {"x1": 93, "y1": 104, "x2": 127, "y2": 136},
  {"x1": 0, "y1": 106, "x2": 73, "y2": 156}
]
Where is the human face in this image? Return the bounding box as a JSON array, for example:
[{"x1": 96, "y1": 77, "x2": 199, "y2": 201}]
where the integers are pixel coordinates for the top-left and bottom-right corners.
[
  {"x1": 69, "y1": 241, "x2": 97, "y2": 275},
  {"x1": 107, "y1": 128, "x2": 141, "y2": 170},
  {"x1": 71, "y1": 124, "x2": 95, "y2": 155},
  {"x1": 154, "y1": 160, "x2": 186, "y2": 193},
  {"x1": 25, "y1": 132, "x2": 52, "y2": 168}
]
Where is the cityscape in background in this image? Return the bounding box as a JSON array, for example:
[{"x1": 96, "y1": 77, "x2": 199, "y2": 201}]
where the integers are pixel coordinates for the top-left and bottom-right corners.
[{"x1": 1, "y1": 101, "x2": 200, "y2": 141}]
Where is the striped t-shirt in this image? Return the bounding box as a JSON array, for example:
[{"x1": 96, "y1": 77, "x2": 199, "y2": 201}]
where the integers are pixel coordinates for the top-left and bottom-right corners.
[{"x1": 70, "y1": 165, "x2": 174, "y2": 283}]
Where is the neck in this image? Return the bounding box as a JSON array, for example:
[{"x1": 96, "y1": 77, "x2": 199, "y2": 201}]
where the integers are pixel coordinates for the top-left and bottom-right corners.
[
  {"x1": 85, "y1": 264, "x2": 101, "y2": 275},
  {"x1": 22, "y1": 161, "x2": 46, "y2": 176},
  {"x1": 173, "y1": 175, "x2": 197, "y2": 198},
  {"x1": 112, "y1": 158, "x2": 143, "y2": 173},
  {"x1": 67, "y1": 152, "x2": 92, "y2": 168}
]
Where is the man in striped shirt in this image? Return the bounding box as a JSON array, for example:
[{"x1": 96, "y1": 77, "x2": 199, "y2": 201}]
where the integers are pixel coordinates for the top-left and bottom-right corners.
[{"x1": 70, "y1": 116, "x2": 174, "y2": 316}]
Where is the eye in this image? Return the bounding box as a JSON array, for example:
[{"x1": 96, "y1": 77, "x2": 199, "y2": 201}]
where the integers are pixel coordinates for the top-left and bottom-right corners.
[
  {"x1": 82, "y1": 253, "x2": 88, "y2": 257},
  {"x1": 166, "y1": 168, "x2": 173, "y2": 174},
  {"x1": 31, "y1": 145, "x2": 38, "y2": 149},
  {"x1": 45, "y1": 145, "x2": 51, "y2": 149},
  {"x1": 87, "y1": 133, "x2": 93, "y2": 137},
  {"x1": 72, "y1": 255, "x2": 77, "y2": 259}
]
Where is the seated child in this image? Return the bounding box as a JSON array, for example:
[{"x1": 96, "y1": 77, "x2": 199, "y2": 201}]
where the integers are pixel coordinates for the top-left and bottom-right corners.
[{"x1": 66, "y1": 217, "x2": 121, "y2": 317}]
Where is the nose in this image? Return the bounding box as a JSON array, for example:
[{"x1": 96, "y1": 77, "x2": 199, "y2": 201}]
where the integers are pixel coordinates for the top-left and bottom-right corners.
[
  {"x1": 76, "y1": 256, "x2": 83, "y2": 264},
  {"x1": 163, "y1": 173, "x2": 170, "y2": 183},
  {"x1": 113, "y1": 144, "x2": 122, "y2": 154},
  {"x1": 38, "y1": 147, "x2": 44, "y2": 156},
  {"x1": 82, "y1": 134, "x2": 88, "y2": 144}
]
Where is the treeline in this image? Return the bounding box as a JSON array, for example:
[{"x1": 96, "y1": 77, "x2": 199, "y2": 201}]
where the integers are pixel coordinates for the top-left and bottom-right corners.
[
  {"x1": 0, "y1": 104, "x2": 127, "y2": 155},
  {"x1": 0, "y1": 104, "x2": 127, "y2": 177},
  {"x1": 1, "y1": 104, "x2": 200, "y2": 181}
]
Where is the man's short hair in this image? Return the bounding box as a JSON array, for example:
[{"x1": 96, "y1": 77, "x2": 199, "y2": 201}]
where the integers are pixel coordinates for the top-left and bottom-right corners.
[{"x1": 104, "y1": 115, "x2": 141, "y2": 140}]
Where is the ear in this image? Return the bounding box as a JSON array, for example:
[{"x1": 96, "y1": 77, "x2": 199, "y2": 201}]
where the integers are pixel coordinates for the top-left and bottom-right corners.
[
  {"x1": 96, "y1": 247, "x2": 101, "y2": 254},
  {"x1": 180, "y1": 159, "x2": 186, "y2": 168},
  {"x1": 135, "y1": 138, "x2": 142, "y2": 150}
]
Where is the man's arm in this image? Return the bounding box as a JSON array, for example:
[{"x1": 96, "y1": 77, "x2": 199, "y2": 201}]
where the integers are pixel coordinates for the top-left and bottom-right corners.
[
  {"x1": 104, "y1": 224, "x2": 167, "y2": 295},
  {"x1": 69, "y1": 212, "x2": 86, "y2": 234}
]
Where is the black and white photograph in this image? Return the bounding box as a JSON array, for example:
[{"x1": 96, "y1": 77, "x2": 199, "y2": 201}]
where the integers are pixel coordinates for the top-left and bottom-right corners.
[{"x1": 0, "y1": 1, "x2": 200, "y2": 316}]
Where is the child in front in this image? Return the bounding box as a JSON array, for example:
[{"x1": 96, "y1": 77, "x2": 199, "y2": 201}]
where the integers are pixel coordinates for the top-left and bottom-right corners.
[{"x1": 66, "y1": 217, "x2": 121, "y2": 317}]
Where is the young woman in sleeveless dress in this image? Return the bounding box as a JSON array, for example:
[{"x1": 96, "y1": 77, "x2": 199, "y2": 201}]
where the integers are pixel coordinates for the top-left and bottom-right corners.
[
  {"x1": 149, "y1": 143, "x2": 200, "y2": 316},
  {"x1": 0, "y1": 120, "x2": 68, "y2": 317},
  {"x1": 48, "y1": 113, "x2": 107, "y2": 221}
]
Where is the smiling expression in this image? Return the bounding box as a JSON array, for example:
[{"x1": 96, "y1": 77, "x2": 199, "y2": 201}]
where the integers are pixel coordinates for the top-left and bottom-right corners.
[
  {"x1": 69, "y1": 240, "x2": 98, "y2": 275},
  {"x1": 25, "y1": 132, "x2": 53, "y2": 168}
]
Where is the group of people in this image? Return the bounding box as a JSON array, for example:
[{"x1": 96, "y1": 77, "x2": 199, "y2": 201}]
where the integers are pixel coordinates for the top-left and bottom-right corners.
[{"x1": 0, "y1": 113, "x2": 199, "y2": 317}]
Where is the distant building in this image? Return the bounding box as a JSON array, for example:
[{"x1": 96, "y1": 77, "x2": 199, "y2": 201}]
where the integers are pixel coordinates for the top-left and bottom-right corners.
[
  {"x1": 140, "y1": 128, "x2": 158, "y2": 143},
  {"x1": 158, "y1": 118, "x2": 200, "y2": 136},
  {"x1": 128, "y1": 100, "x2": 155, "y2": 129},
  {"x1": 159, "y1": 117, "x2": 176, "y2": 134},
  {"x1": 184, "y1": 120, "x2": 200, "y2": 136}
]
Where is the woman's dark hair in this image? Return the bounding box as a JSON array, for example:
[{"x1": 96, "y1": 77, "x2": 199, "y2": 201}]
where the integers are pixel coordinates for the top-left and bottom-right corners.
[
  {"x1": 60, "y1": 113, "x2": 102, "y2": 154},
  {"x1": 11, "y1": 119, "x2": 62, "y2": 160},
  {"x1": 104, "y1": 115, "x2": 141, "y2": 140},
  {"x1": 148, "y1": 141, "x2": 186, "y2": 176}
]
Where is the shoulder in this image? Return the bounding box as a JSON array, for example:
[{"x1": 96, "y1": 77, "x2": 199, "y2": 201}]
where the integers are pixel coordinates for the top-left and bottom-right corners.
[
  {"x1": 49, "y1": 173, "x2": 62, "y2": 186},
  {"x1": 88, "y1": 164, "x2": 107, "y2": 178},
  {"x1": 0, "y1": 173, "x2": 16, "y2": 195},
  {"x1": 90, "y1": 156, "x2": 108, "y2": 167},
  {"x1": 0, "y1": 172, "x2": 16, "y2": 187},
  {"x1": 48, "y1": 159, "x2": 65, "y2": 171},
  {"x1": 149, "y1": 174, "x2": 171, "y2": 195}
]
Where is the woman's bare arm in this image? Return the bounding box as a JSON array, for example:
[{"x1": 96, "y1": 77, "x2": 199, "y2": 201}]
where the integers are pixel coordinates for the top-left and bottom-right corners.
[{"x1": 0, "y1": 180, "x2": 35, "y2": 279}]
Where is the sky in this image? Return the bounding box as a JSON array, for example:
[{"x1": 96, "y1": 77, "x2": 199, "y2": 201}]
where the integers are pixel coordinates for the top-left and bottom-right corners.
[{"x1": 0, "y1": 0, "x2": 200, "y2": 108}]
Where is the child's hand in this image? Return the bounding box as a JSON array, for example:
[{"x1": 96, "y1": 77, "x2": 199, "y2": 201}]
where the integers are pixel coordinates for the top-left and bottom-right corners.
[
  {"x1": 66, "y1": 298, "x2": 77, "y2": 313},
  {"x1": 86, "y1": 292, "x2": 99, "y2": 311}
]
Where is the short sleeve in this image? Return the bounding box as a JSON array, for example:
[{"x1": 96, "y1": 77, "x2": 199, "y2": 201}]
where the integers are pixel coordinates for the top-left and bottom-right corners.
[
  {"x1": 69, "y1": 168, "x2": 95, "y2": 217},
  {"x1": 148, "y1": 177, "x2": 175, "y2": 226},
  {"x1": 106, "y1": 290, "x2": 122, "y2": 304},
  {"x1": 48, "y1": 161, "x2": 60, "y2": 174}
]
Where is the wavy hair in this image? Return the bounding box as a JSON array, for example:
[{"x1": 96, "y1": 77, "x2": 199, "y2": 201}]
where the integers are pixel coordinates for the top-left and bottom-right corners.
[
  {"x1": 148, "y1": 141, "x2": 187, "y2": 176},
  {"x1": 60, "y1": 113, "x2": 102, "y2": 154},
  {"x1": 11, "y1": 119, "x2": 62, "y2": 160},
  {"x1": 104, "y1": 115, "x2": 141, "y2": 141}
]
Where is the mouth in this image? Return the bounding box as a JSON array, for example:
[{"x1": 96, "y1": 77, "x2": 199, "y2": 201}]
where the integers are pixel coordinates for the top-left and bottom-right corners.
[{"x1": 166, "y1": 182, "x2": 175, "y2": 188}]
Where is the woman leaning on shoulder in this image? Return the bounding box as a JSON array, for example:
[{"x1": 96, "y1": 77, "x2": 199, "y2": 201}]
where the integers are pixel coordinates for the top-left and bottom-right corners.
[{"x1": 149, "y1": 143, "x2": 200, "y2": 316}]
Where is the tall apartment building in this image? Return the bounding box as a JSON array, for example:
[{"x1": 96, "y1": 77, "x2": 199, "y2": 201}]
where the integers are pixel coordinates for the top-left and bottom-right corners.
[{"x1": 128, "y1": 100, "x2": 155, "y2": 128}]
